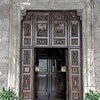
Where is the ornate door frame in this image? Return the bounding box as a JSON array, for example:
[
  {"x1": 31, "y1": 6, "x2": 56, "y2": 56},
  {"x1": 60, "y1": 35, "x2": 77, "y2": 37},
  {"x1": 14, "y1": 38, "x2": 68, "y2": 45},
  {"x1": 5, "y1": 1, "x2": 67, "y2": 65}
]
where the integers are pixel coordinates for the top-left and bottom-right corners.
[{"x1": 8, "y1": 1, "x2": 95, "y2": 100}]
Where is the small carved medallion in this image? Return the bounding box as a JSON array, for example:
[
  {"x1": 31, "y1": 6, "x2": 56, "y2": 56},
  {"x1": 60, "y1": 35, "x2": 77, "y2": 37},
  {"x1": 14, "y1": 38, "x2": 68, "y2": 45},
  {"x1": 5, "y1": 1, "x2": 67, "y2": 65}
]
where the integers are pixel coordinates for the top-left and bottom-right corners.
[
  {"x1": 24, "y1": 38, "x2": 31, "y2": 45},
  {"x1": 24, "y1": 23, "x2": 31, "y2": 36},
  {"x1": 72, "y1": 75, "x2": 79, "y2": 91},
  {"x1": 71, "y1": 51, "x2": 78, "y2": 65},
  {"x1": 23, "y1": 66, "x2": 30, "y2": 73},
  {"x1": 54, "y1": 39, "x2": 65, "y2": 45},
  {"x1": 23, "y1": 75, "x2": 30, "y2": 90},
  {"x1": 71, "y1": 39, "x2": 78, "y2": 45},
  {"x1": 72, "y1": 93, "x2": 79, "y2": 100},
  {"x1": 23, "y1": 92, "x2": 30, "y2": 99},
  {"x1": 72, "y1": 67, "x2": 79, "y2": 74},
  {"x1": 54, "y1": 23, "x2": 65, "y2": 37},
  {"x1": 37, "y1": 23, "x2": 47, "y2": 37},
  {"x1": 37, "y1": 39, "x2": 48, "y2": 45}
]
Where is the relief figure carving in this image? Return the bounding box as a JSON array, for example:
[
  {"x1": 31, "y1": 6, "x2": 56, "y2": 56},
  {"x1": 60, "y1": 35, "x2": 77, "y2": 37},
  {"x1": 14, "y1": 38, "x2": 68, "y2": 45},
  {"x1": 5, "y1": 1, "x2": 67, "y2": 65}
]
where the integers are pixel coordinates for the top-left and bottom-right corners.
[
  {"x1": 24, "y1": 23, "x2": 31, "y2": 36},
  {"x1": 54, "y1": 23, "x2": 65, "y2": 37},
  {"x1": 23, "y1": 50, "x2": 31, "y2": 65},
  {"x1": 72, "y1": 76, "x2": 79, "y2": 91},
  {"x1": 71, "y1": 23, "x2": 78, "y2": 37},
  {"x1": 72, "y1": 51, "x2": 78, "y2": 65},
  {"x1": 23, "y1": 75, "x2": 30, "y2": 90},
  {"x1": 37, "y1": 23, "x2": 47, "y2": 37}
]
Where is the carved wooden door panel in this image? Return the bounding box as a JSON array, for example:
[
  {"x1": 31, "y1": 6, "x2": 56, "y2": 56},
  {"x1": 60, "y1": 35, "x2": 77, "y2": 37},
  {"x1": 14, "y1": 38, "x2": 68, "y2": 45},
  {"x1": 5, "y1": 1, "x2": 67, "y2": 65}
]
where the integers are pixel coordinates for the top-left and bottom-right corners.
[
  {"x1": 68, "y1": 11, "x2": 82, "y2": 100},
  {"x1": 34, "y1": 13, "x2": 50, "y2": 46},
  {"x1": 20, "y1": 12, "x2": 34, "y2": 100},
  {"x1": 52, "y1": 13, "x2": 68, "y2": 47},
  {"x1": 34, "y1": 12, "x2": 68, "y2": 47}
]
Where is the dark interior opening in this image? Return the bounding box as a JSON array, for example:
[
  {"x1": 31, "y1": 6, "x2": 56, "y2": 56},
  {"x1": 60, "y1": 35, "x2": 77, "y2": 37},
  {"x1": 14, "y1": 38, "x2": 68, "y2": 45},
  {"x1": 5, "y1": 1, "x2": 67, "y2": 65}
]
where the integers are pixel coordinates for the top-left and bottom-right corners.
[{"x1": 34, "y1": 48, "x2": 67, "y2": 100}]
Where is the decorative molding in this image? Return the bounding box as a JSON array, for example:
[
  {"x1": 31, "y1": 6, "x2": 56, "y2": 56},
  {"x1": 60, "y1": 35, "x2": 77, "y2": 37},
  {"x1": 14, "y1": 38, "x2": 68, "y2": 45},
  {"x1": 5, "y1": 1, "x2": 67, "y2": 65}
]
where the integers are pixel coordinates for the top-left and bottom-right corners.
[
  {"x1": 21, "y1": 9, "x2": 27, "y2": 20},
  {"x1": 77, "y1": 9, "x2": 83, "y2": 20},
  {"x1": 48, "y1": 0, "x2": 54, "y2": 9},
  {"x1": 84, "y1": 0, "x2": 95, "y2": 8},
  {"x1": 17, "y1": 1, "x2": 86, "y2": 11}
]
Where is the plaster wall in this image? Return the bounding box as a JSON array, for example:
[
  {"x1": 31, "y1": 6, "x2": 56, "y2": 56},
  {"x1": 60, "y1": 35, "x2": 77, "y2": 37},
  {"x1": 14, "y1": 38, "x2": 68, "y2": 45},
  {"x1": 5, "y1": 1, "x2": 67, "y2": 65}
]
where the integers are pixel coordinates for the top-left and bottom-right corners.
[
  {"x1": 0, "y1": 0, "x2": 10, "y2": 91},
  {"x1": 94, "y1": 0, "x2": 100, "y2": 91}
]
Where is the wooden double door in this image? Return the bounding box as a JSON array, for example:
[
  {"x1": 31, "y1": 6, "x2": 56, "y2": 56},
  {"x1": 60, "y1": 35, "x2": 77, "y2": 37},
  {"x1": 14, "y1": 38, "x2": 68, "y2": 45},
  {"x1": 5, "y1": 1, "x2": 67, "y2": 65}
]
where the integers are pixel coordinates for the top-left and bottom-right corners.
[
  {"x1": 20, "y1": 11, "x2": 82, "y2": 100},
  {"x1": 35, "y1": 48, "x2": 66, "y2": 100}
]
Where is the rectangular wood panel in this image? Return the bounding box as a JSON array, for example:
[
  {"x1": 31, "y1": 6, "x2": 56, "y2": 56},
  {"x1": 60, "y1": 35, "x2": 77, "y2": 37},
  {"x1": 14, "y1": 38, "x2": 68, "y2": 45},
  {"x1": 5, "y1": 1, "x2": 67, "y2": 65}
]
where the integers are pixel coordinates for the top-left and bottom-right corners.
[
  {"x1": 52, "y1": 13, "x2": 68, "y2": 47},
  {"x1": 51, "y1": 74, "x2": 66, "y2": 92},
  {"x1": 70, "y1": 49, "x2": 80, "y2": 67},
  {"x1": 21, "y1": 49, "x2": 33, "y2": 100},
  {"x1": 34, "y1": 13, "x2": 49, "y2": 46},
  {"x1": 36, "y1": 74, "x2": 48, "y2": 92},
  {"x1": 69, "y1": 49, "x2": 81, "y2": 100},
  {"x1": 69, "y1": 12, "x2": 80, "y2": 47},
  {"x1": 35, "y1": 74, "x2": 48, "y2": 99},
  {"x1": 22, "y1": 21, "x2": 32, "y2": 46}
]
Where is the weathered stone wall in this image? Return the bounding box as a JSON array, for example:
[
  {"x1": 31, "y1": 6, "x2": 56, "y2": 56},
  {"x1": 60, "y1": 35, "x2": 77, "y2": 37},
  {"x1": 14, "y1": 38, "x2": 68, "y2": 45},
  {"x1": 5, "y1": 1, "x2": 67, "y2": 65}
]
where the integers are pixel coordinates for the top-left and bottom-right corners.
[
  {"x1": 0, "y1": 0, "x2": 100, "y2": 95},
  {"x1": 94, "y1": 0, "x2": 100, "y2": 91},
  {"x1": 0, "y1": 0, "x2": 10, "y2": 91}
]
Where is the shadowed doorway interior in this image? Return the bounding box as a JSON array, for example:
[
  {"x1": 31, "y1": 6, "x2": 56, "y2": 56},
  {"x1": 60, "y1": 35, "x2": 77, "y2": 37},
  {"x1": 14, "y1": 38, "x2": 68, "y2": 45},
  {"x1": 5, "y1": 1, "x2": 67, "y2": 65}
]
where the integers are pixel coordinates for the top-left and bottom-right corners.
[{"x1": 35, "y1": 48, "x2": 67, "y2": 100}]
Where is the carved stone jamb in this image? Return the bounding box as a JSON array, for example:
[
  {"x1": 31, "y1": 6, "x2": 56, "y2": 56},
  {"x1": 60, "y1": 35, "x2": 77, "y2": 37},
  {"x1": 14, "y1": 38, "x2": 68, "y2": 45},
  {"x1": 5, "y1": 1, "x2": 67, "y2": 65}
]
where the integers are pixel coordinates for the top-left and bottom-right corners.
[
  {"x1": 8, "y1": 1, "x2": 22, "y2": 93},
  {"x1": 77, "y1": 0, "x2": 95, "y2": 21},
  {"x1": 85, "y1": 0, "x2": 95, "y2": 8},
  {"x1": 82, "y1": 6, "x2": 88, "y2": 99},
  {"x1": 82, "y1": 0, "x2": 95, "y2": 97}
]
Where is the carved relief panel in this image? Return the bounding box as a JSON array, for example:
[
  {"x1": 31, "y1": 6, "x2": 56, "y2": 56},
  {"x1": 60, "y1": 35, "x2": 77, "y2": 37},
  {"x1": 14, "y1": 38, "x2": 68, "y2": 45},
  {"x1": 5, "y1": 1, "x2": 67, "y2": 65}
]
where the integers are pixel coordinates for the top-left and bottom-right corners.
[
  {"x1": 23, "y1": 75, "x2": 30, "y2": 90},
  {"x1": 35, "y1": 13, "x2": 49, "y2": 46},
  {"x1": 21, "y1": 49, "x2": 33, "y2": 100},
  {"x1": 71, "y1": 50, "x2": 79, "y2": 66},
  {"x1": 33, "y1": 12, "x2": 69, "y2": 47},
  {"x1": 52, "y1": 13, "x2": 67, "y2": 46},
  {"x1": 72, "y1": 75, "x2": 79, "y2": 91},
  {"x1": 37, "y1": 23, "x2": 47, "y2": 37},
  {"x1": 69, "y1": 49, "x2": 81, "y2": 100},
  {"x1": 22, "y1": 22, "x2": 32, "y2": 46},
  {"x1": 22, "y1": 12, "x2": 32, "y2": 47},
  {"x1": 70, "y1": 12, "x2": 80, "y2": 47}
]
